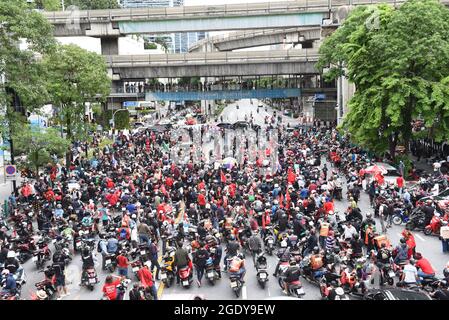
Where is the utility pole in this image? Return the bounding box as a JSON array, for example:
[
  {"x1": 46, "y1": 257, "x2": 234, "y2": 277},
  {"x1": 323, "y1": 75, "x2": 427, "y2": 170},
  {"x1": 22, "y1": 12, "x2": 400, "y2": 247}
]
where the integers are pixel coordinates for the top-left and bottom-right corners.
[{"x1": 5, "y1": 87, "x2": 20, "y2": 195}]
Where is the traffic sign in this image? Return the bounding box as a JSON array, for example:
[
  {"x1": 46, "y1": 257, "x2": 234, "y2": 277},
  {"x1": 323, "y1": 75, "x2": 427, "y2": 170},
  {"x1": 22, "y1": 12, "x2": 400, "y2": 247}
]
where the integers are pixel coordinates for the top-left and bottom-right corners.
[{"x1": 5, "y1": 165, "x2": 16, "y2": 181}]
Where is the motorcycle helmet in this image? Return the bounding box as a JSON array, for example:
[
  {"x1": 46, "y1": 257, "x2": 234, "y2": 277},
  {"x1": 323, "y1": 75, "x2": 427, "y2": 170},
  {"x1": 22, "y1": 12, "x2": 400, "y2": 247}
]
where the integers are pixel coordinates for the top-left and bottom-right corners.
[
  {"x1": 335, "y1": 287, "x2": 344, "y2": 296},
  {"x1": 289, "y1": 257, "x2": 297, "y2": 266},
  {"x1": 366, "y1": 212, "x2": 372, "y2": 218},
  {"x1": 400, "y1": 238, "x2": 406, "y2": 244},
  {"x1": 313, "y1": 246, "x2": 320, "y2": 254},
  {"x1": 1, "y1": 269, "x2": 10, "y2": 275},
  {"x1": 36, "y1": 290, "x2": 48, "y2": 300},
  {"x1": 229, "y1": 235, "x2": 236, "y2": 241},
  {"x1": 237, "y1": 253, "x2": 244, "y2": 259}
]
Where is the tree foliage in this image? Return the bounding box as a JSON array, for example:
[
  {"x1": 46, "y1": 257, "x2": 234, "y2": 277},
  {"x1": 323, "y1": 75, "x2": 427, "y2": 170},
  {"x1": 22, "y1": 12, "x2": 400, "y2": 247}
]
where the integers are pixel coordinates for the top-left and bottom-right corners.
[
  {"x1": 43, "y1": 44, "x2": 111, "y2": 165},
  {"x1": 14, "y1": 125, "x2": 70, "y2": 177},
  {"x1": 0, "y1": 0, "x2": 56, "y2": 118},
  {"x1": 318, "y1": 0, "x2": 449, "y2": 158},
  {"x1": 38, "y1": 0, "x2": 120, "y2": 10},
  {"x1": 43, "y1": 44, "x2": 111, "y2": 141}
]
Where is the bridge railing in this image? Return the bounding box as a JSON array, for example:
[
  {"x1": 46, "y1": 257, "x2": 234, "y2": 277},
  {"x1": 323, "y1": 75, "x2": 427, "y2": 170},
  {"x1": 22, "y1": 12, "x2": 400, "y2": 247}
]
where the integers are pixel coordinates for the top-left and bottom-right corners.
[
  {"x1": 44, "y1": 0, "x2": 448, "y2": 23},
  {"x1": 44, "y1": 0, "x2": 332, "y2": 23},
  {"x1": 105, "y1": 49, "x2": 320, "y2": 67}
]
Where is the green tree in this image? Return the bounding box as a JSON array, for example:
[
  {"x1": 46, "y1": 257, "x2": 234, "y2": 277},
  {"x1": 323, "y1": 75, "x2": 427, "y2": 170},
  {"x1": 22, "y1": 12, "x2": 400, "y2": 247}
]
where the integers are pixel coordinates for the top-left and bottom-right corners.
[
  {"x1": 64, "y1": 0, "x2": 120, "y2": 10},
  {"x1": 318, "y1": 0, "x2": 449, "y2": 159},
  {"x1": 154, "y1": 36, "x2": 170, "y2": 53},
  {"x1": 35, "y1": 0, "x2": 61, "y2": 10},
  {"x1": 43, "y1": 44, "x2": 111, "y2": 167},
  {"x1": 0, "y1": 0, "x2": 56, "y2": 117},
  {"x1": 14, "y1": 125, "x2": 70, "y2": 178}
]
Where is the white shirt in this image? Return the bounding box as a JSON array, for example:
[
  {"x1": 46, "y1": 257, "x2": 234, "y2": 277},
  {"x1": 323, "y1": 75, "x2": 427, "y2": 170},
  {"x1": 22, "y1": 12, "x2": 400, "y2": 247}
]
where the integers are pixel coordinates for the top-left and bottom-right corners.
[
  {"x1": 342, "y1": 225, "x2": 357, "y2": 239},
  {"x1": 403, "y1": 264, "x2": 418, "y2": 284}
]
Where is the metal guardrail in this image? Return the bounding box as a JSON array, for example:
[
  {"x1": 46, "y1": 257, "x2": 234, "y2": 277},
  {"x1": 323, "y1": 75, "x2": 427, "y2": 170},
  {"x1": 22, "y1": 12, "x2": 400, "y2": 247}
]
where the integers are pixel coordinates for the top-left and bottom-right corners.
[
  {"x1": 43, "y1": 0, "x2": 420, "y2": 24},
  {"x1": 105, "y1": 49, "x2": 320, "y2": 68}
]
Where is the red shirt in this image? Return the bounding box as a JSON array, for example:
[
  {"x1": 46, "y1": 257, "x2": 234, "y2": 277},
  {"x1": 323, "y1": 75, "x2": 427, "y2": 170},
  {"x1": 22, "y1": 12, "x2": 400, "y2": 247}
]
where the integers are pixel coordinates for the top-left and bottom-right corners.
[
  {"x1": 197, "y1": 194, "x2": 206, "y2": 206},
  {"x1": 324, "y1": 201, "x2": 334, "y2": 213},
  {"x1": 165, "y1": 177, "x2": 174, "y2": 188},
  {"x1": 416, "y1": 258, "x2": 434, "y2": 275},
  {"x1": 116, "y1": 255, "x2": 129, "y2": 268},
  {"x1": 397, "y1": 176, "x2": 404, "y2": 188},
  {"x1": 137, "y1": 267, "x2": 154, "y2": 288},
  {"x1": 102, "y1": 279, "x2": 121, "y2": 300}
]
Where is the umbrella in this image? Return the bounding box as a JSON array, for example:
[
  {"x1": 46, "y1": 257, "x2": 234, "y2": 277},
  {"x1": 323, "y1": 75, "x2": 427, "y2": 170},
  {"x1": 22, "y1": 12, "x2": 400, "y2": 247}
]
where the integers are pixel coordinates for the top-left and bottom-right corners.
[
  {"x1": 222, "y1": 157, "x2": 238, "y2": 169},
  {"x1": 365, "y1": 164, "x2": 388, "y2": 175}
]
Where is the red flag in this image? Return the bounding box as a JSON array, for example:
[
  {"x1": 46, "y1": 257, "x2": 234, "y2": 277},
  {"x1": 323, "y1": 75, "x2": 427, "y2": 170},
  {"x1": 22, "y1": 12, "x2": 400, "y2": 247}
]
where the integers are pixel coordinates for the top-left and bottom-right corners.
[
  {"x1": 220, "y1": 170, "x2": 227, "y2": 183},
  {"x1": 279, "y1": 193, "x2": 284, "y2": 209}
]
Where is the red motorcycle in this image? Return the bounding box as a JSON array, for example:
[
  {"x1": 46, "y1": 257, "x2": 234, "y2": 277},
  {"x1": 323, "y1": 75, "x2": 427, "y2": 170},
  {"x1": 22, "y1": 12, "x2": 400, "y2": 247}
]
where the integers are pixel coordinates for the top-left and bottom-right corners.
[
  {"x1": 33, "y1": 239, "x2": 52, "y2": 269},
  {"x1": 178, "y1": 261, "x2": 193, "y2": 288},
  {"x1": 424, "y1": 215, "x2": 447, "y2": 236}
]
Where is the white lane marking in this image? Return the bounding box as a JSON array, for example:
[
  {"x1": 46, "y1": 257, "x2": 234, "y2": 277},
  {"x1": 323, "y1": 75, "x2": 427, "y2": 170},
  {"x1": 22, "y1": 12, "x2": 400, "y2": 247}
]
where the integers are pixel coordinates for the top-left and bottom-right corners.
[
  {"x1": 242, "y1": 285, "x2": 247, "y2": 300},
  {"x1": 415, "y1": 234, "x2": 426, "y2": 242},
  {"x1": 267, "y1": 287, "x2": 271, "y2": 297}
]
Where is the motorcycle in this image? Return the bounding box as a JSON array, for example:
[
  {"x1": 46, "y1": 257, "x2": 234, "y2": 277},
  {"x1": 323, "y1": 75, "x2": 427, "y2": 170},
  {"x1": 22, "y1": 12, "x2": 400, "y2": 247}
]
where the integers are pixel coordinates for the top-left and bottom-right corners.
[
  {"x1": 160, "y1": 247, "x2": 176, "y2": 288},
  {"x1": 10, "y1": 237, "x2": 36, "y2": 263},
  {"x1": 424, "y1": 215, "x2": 443, "y2": 236},
  {"x1": 131, "y1": 260, "x2": 142, "y2": 281},
  {"x1": 33, "y1": 239, "x2": 51, "y2": 269},
  {"x1": 379, "y1": 263, "x2": 396, "y2": 286},
  {"x1": 1, "y1": 267, "x2": 26, "y2": 298},
  {"x1": 255, "y1": 253, "x2": 269, "y2": 289},
  {"x1": 32, "y1": 267, "x2": 57, "y2": 300},
  {"x1": 263, "y1": 230, "x2": 276, "y2": 256},
  {"x1": 104, "y1": 253, "x2": 117, "y2": 272},
  {"x1": 392, "y1": 208, "x2": 411, "y2": 226},
  {"x1": 229, "y1": 273, "x2": 243, "y2": 298},
  {"x1": 204, "y1": 257, "x2": 218, "y2": 286},
  {"x1": 80, "y1": 266, "x2": 98, "y2": 291},
  {"x1": 405, "y1": 210, "x2": 427, "y2": 231},
  {"x1": 278, "y1": 276, "x2": 305, "y2": 298},
  {"x1": 178, "y1": 263, "x2": 193, "y2": 289}
]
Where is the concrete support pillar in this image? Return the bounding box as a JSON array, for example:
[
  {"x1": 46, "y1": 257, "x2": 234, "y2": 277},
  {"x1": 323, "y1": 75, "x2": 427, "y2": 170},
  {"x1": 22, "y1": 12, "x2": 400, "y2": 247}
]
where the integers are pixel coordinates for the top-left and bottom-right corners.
[{"x1": 101, "y1": 37, "x2": 119, "y2": 56}]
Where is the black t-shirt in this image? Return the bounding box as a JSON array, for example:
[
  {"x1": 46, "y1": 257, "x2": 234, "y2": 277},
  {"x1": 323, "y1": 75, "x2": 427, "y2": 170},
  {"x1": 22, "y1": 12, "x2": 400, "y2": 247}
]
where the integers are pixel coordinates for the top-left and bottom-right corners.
[
  {"x1": 52, "y1": 262, "x2": 65, "y2": 277},
  {"x1": 129, "y1": 288, "x2": 142, "y2": 300},
  {"x1": 193, "y1": 249, "x2": 209, "y2": 267}
]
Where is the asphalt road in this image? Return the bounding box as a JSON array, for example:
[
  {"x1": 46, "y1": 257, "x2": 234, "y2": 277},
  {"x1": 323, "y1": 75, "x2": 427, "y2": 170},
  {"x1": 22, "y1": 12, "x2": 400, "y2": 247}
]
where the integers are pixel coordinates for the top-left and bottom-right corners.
[{"x1": 14, "y1": 99, "x2": 449, "y2": 300}]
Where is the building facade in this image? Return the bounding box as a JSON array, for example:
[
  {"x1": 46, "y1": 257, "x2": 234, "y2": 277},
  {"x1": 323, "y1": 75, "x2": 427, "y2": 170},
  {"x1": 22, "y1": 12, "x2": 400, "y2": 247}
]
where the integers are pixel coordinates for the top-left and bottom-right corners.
[{"x1": 120, "y1": 0, "x2": 207, "y2": 53}]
